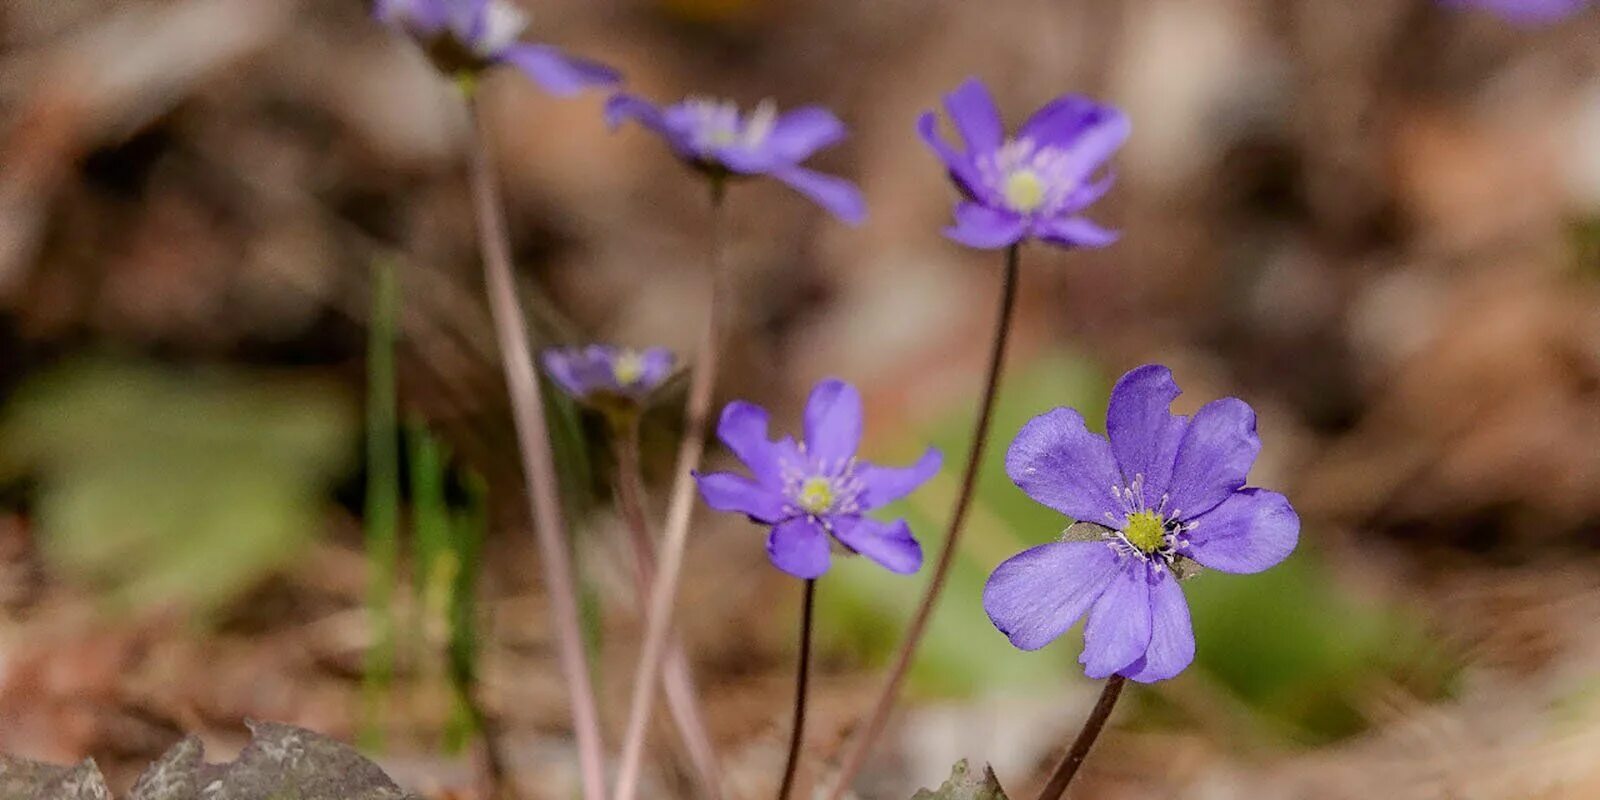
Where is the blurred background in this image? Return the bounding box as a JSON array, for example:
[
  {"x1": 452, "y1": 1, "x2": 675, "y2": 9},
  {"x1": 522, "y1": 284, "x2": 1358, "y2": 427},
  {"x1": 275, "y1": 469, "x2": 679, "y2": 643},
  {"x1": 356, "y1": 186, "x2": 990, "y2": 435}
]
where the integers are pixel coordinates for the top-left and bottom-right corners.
[{"x1": 2, "y1": 0, "x2": 1599, "y2": 797}]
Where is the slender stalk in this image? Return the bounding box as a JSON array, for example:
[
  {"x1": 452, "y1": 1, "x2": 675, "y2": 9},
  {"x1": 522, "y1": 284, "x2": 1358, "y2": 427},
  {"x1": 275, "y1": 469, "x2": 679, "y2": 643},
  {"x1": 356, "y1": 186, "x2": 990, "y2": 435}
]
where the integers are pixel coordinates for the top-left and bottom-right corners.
[
  {"x1": 1034, "y1": 676, "x2": 1126, "y2": 800},
  {"x1": 825, "y1": 244, "x2": 1023, "y2": 798},
  {"x1": 465, "y1": 92, "x2": 606, "y2": 800},
  {"x1": 362, "y1": 257, "x2": 401, "y2": 752},
  {"x1": 613, "y1": 181, "x2": 730, "y2": 800},
  {"x1": 610, "y1": 416, "x2": 726, "y2": 800},
  {"x1": 776, "y1": 579, "x2": 817, "y2": 800}
]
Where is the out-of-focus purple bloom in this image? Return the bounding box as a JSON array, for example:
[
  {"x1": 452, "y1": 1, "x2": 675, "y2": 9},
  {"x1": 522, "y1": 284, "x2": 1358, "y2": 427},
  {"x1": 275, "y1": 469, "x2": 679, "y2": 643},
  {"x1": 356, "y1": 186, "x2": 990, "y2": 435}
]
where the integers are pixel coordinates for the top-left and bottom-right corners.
[
  {"x1": 604, "y1": 95, "x2": 867, "y2": 225},
  {"x1": 542, "y1": 345, "x2": 675, "y2": 407},
  {"x1": 983, "y1": 365, "x2": 1299, "y2": 683},
  {"x1": 1441, "y1": 0, "x2": 1589, "y2": 24},
  {"x1": 374, "y1": 0, "x2": 619, "y2": 95},
  {"x1": 918, "y1": 77, "x2": 1128, "y2": 251},
  {"x1": 694, "y1": 380, "x2": 941, "y2": 579}
]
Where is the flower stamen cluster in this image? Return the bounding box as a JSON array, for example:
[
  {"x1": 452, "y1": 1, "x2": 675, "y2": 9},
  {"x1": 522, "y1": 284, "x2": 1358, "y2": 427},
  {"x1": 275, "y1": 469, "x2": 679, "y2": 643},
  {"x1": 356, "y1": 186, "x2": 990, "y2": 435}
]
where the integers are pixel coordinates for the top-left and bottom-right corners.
[
  {"x1": 981, "y1": 138, "x2": 1078, "y2": 216},
  {"x1": 780, "y1": 451, "x2": 867, "y2": 522}
]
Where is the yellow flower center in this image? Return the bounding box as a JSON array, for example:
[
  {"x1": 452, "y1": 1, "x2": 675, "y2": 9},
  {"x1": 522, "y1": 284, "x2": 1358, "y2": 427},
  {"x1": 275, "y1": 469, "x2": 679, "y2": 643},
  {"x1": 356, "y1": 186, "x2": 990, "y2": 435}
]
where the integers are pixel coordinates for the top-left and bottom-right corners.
[
  {"x1": 797, "y1": 477, "x2": 836, "y2": 515},
  {"x1": 1003, "y1": 169, "x2": 1047, "y2": 212},
  {"x1": 612, "y1": 352, "x2": 646, "y2": 386},
  {"x1": 1122, "y1": 510, "x2": 1167, "y2": 554}
]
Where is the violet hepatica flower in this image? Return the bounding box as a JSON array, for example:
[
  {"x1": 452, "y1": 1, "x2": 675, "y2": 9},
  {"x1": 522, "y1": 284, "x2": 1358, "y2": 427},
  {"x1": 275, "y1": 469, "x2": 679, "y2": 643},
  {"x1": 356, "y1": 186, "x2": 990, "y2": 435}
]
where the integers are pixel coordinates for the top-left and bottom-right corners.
[
  {"x1": 375, "y1": 0, "x2": 620, "y2": 95},
  {"x1": 604, "y1": 95, "x2": 867, "y2": 225},
  {"x1": 919, "y1": 77, "x2": 1128, "y2": 250},
  {"x1": 1441, "y1": 0, "x2": 1589, "y2": 23},
  {"x1": 542, "y1": 345, "x2": 675, "y2": 407},
  {"x1": 694, "y1": 380, "x2": 941, "y2": 579},
  {"x1": 983, "y1": 365, "x2": 1299, "y2": 683}
]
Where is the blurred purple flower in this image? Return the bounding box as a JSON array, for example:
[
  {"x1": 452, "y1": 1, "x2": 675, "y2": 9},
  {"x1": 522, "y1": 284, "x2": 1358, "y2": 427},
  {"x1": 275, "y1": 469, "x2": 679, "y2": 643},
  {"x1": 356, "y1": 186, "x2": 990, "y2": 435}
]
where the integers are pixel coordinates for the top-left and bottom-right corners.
[
  {"x1": 919, "y1": 77, "x2": 1128, "y2": 251},
  {"x1": 374, "y1": 0, "x2": 619, "y2": 95},
  {"x1": 694, "y1": 380, "x2": 941, "y2": 579},
  {"x1": 542, "y1": 345, "x2": 675, "y2": 406},
  {"x1": 604, "y1": 95, "x2": 866, "y2": 224},
  {"x1": 1441, "y1": 0, "x2": 1589, "y2": 23},
  {"x1": 983, "y1": 365, "x2": 1299, "y2": 683}
]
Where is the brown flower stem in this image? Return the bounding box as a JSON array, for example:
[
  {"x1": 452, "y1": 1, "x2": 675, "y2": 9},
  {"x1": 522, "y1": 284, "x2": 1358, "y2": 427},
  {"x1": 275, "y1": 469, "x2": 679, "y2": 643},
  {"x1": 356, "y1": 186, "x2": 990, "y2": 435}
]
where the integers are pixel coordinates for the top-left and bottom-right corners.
[
  {"x1": 825, "y1": 243, "x2": 1023, "y2": 799},
  {"x1": 613, "y1": 180, "x2": 730, "y2": 800},
  {"x1": 609, "y1": 415, "x2": 726, "y2": 800},
  {"x1": 776, "y1": 579, "x2": 817, "y2": 800},
  {"x1": 1035, "y1": 675, "x2": 1126, "y2": 800},
  {"x1": 465, "y1": 91, "x2": 606, "y2": 800}
]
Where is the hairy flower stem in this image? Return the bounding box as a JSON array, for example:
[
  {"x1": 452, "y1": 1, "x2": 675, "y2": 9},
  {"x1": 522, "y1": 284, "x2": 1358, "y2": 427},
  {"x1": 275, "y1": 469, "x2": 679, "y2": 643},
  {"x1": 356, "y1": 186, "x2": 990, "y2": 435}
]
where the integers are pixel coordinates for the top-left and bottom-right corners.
[
  {"x1": 826, "y1": 244, "x2": 1023, "y2": 799},
  {"x1": 613, "y1": 181, "x2": 730, "y2": 800},
  {"x1": 609, "y1": 416, "x2": 726, "y2": 800},
  {"x1": 777, "y1": 579, "x2": 817, "y2": 800},
  {"x1": 1035, "y1": 675, "x2": 1125, "y2": 800},
  {"x1": 465, "y1": 92, "x2": 606, "y2": 800}
]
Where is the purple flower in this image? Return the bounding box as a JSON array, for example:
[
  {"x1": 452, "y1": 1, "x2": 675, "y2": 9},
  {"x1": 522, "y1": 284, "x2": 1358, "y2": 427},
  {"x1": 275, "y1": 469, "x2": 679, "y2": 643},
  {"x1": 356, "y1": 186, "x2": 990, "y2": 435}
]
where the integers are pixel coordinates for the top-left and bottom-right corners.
[
  {"x1": 1441, "y1": 0, "x2": 1589, "y2": 23},
  {"x1": 918, "y1": 77, "x2": 1128, "y2": 251},
  {"x1": 375, "y1": 0, "x2": 620, "y2": 95},
  {"x1": 983, "y1": 365, "x2": 1299, "y2": 683},
  {"x1": 542, "y1": 345, "x2": 675, "y2": 406},
  {"x1": 694, "y1": 380, "x2": 942, "y2": 579},
  {"x1": 604, "y1": 95, "x2": 867, "y2": 225}
]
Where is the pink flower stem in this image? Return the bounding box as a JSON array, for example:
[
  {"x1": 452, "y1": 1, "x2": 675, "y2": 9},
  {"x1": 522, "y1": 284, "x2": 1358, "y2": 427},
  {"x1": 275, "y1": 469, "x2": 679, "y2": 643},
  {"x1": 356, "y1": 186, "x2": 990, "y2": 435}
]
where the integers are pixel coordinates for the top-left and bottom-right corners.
[
  {"x1": 825, "y1": 243, "x2": 1022, "y2": 798},
  {"x1": 609, "y1": 414, "x2": 726, "y2": 799},
  {"x1": 612, "y1": 180, "x2": 729, "y2": 800},
  {"x1": 465, "y1": 91, "x2": 606, "y2": 800}
]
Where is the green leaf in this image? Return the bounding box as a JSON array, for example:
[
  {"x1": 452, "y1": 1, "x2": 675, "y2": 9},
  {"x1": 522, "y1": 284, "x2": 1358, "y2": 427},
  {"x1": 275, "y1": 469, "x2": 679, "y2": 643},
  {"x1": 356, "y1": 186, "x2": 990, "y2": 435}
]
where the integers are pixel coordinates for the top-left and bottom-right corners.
[
  {"x1": 0, "y1": 358, "x2": 353, "y2": 617},
  {"x1": 910, "y1": 760, "x2": 1010, "y2": 800}
]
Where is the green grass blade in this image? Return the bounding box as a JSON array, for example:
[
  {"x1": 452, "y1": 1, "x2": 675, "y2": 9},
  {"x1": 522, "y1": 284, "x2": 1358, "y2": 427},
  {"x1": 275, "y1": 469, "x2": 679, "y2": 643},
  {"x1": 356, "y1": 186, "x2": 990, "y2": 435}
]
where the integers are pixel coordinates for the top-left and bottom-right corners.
[{"x1": 361, "y1": 258, "x2": 401, "y2": 752}]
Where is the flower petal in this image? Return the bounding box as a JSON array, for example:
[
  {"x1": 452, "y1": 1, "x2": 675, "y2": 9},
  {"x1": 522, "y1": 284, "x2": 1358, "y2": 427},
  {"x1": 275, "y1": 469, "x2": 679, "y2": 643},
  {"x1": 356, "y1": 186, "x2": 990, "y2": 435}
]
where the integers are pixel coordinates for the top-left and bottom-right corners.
[
  {"x1": 715, "y1": 144, "x2": 784, "y2": 175},
  {"x1": 634, "y1": 347, "x2": 675, "y2": 391},
  {"x1": 1033, "y1": 216, "x2": 1119, "y2": 249},
  {"x1": 767, "y1": 517, "x2": 831, "y2": 579},
  {"x1": 1121, "y1": 569, "x2": 1195, "y2": 683},
  {"x1": 606, "y1": 93, "x2": 668, "y2": 133},
  {"x1": 1105, "y1": 365, "x2": 1187, "y2": 506},
  {"x1": 802, "y1": 379, "x2": 862, "y2": 465},
  {"x1": 943, "y1": 77, "x2": 1005, "y2": 154},
  {"x1": 1006, "y1": 408, "x2": 1122, "y2": 524},
  {"x1": 577, "y1": 344, "x2": 613, "y2": 388},
  {"x1": 767, "y1": 106, "x2": 848, "y2": 163},
  {"x1": 1080, "y1": 560, "x2": 1153, "y2": 679},
  {"x1": 832, "y1": 516, "x2": 923, "y2": 574},
  {"x1": 983, "y1": 541, "x2": 1121, "y2": 650},
  {"x1": 1184, "y1": 488, "x2": 1299, "y2": 574},
  {"x1": 771, "y1": 166, "x2": 867, "y2": 225},
  {"x1": 695, "y1": 471, "x2": 788, "y2": 523},
  {"x1": 1058, "y1": 171, "x2": 1116, "y2": 215},
  {"x1": 376, "y1": 0, "x2": 445, "y2": 31},
  {"x1": 541, "y1": 349, "x2": 587, "y2": 399},
  {"x1": 916, "y1": 111, "x2": 985, "y2": 199},
  {"x1": 1057, "y1": 104, "x2": 1131, "y2": 186},
  {"x1": 499, "y1": 44, "x2": 620, "y2": 97},
  {"x1": 1167, "y1": 398, "x2": 1261, "y2": 520},
  {"x1": 717, "y1": 401, "x2": 782, "y2": 485},
  {"x1": 1445, "y1": 0, "x2": 1590, "y2": 25},
  {"x1": 945, "y1": 203, "x2": 1028, "y2": 249},
  {"x1": 856, "y1": 447, "x2": 942, "y2": 510},
  {"x1": 1017, "y1": 94, "x2": 1121, "y2": 148}
]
